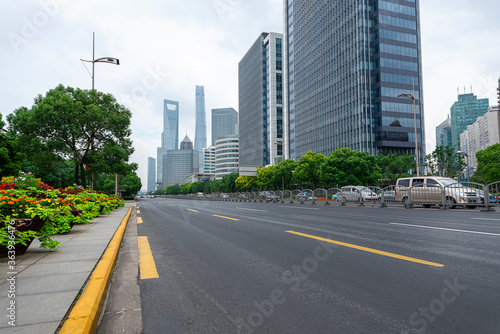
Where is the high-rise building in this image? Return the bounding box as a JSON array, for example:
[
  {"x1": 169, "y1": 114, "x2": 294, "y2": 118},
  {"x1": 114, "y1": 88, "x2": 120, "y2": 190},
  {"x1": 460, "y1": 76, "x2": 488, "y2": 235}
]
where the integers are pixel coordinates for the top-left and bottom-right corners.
[
  {"x1": 436, "y1": 116, "x2": 452, "y2": 148},
  {"x1": 460, "y1": 106, "x2": 499, "y2": 170},
  {"x1": 194, "y1": 85, "x2": 207, "y2": 170},
  {"x1": 239, "y1": 32, "x2": 284, "y2": 167},
  {"x1": 164, "y1": 136, "x2": 199, "y2": 186},
  {"x1": 283, "y1": 0, "x2": 425, "y2": 173},
  {"x1": 450, "y1": 93, "x2": 489, "y2": 151},
  {"x1": 214, "y1": 135, "x2": 239, "y2": 179},
  {"x1": 147, "y1": 157, "x2": 156, "y2": 193},
  {"x1": 211, "y1": 108, "x2": 238, "y2": 145},
  {"x1": 203, "y1": 146, "x2": 215, "y2": 174},
  {"x1": 180, "y1": 135, "x2": 193, "y2": 150},
  {"x1": 157, "y1": 99, "x2": 179, "y2": 189}
]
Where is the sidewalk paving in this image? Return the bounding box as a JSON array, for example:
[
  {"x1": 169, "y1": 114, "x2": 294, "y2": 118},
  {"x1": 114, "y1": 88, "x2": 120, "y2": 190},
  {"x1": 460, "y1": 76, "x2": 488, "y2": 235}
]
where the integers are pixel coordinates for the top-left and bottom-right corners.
[{"x1": 0, "y1": 204, "x2": 134, "y2": 334}]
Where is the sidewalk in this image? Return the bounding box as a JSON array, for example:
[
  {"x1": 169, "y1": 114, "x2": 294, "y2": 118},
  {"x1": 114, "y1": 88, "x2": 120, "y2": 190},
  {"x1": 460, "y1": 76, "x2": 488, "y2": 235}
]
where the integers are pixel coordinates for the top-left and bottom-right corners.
[{"x1": 0, "y1": 204, "x2": 134, "y2": 334}]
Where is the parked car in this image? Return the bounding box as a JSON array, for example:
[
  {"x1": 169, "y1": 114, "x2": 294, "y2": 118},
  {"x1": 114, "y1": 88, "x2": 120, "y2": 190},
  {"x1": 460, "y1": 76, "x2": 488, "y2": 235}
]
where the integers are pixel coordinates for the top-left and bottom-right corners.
[
  {"x1": 395, "y1": 177, "x2": 480, "y2": 209},
  {"x1": 296, "y1": 192, "x2": 317, "y2": 201},
  {"x1": 330, "y1": 192, "x2": 341, "y2": 201},
  {"x1": 341, "y1": 186, "x2": 378, "y2": 202},
  {"x1": 378, "y1": 190, "x2": 396, "y2": 202}
]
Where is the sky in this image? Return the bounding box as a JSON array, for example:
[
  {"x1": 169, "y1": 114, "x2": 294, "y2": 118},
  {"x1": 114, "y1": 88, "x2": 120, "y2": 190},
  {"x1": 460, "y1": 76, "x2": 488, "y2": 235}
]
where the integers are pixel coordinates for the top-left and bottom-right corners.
[{"x1": 1, "y1": 0, "x2": 499, "y2": 191}]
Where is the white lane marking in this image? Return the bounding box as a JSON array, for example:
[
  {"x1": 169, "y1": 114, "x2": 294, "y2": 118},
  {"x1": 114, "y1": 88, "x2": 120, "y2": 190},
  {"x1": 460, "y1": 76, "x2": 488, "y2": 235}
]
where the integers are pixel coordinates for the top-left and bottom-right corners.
[
  {"x1": 390, "y1": 223, "x2": 500, "y2": 236},
  {"x1": 236, "y1": 207, "x2": 268, "y2": 212},
  {"x1": 278, "y1": 206, "x2": 319, "y2": 210},
  {"x1": 472, "y1": 218, "x2": 500, "y2": 221}
]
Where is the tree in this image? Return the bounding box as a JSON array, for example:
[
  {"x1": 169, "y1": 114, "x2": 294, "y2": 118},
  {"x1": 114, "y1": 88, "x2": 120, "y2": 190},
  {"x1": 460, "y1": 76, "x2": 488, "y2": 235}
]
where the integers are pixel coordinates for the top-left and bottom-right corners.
[
  {"x1": 7, "y1": 84, "x2": 134, "y2": 187},
  {"x1": 235, "y1": 175, "x2": 257, "y2": 191},
  {"x1": 180, "y1": 182, "x2": 193, "y2": 194},
  {"x1": 294, "y1": 152, "x2": 325, "y2": 189},
  {"x1": 425, "y1": 146, "x2": 465, "y2": 178},
  {"x1": 191, "y1": 181, "x2": 206, "y2": 193},
  {"x1": 257, "y1": 165, "x2": 277, "y2": 190},
  {"x1": 375, "y1": 153, "x2": 415, "y2": 186},
  {"x1": 220, "y1": 173, "x2": 239, "y2": 193},
  {"x1": 320, "y1": 148, "x2": 381, "y2": 188},
  {"x1": 472, "y1": 144, "x2": 500, "y2": 184},
  {"x1": 0, "y1": 114, "x2": 25, "y2": 178},
  {"x1": 119, "y1": 171, "x2": 142, "y2": 195},
  {"x1": 273, "y1": 159, "x2": 298, "y2": 190}
]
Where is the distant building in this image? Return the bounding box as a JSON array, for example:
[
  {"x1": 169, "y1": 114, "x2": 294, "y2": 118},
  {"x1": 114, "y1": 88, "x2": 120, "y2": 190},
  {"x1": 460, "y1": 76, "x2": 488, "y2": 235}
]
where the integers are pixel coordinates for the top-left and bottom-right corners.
[
  {"x1": 203, "y1": 146, "x2": 215, "y2": 174},
  {"x1": 157, "y1": 99, "x2": 179, "y2": 189},
  {"x1": 184, "y1": 173, "x2": 213, "y2": 184},
  {"x1": 163, "y1": 136, "x2": 199, "y2": 186},
  {"x1": 212, "y1": 108, "x2": 238, "y2": 145},
  {"x1": 215, "y1": 135, "x2": 239, "y2": 180},
  {"x1": 460, "y1": 106, "x2": 499, "y2": 170},
  {"x1": 436, "y1": 116, "x2": 452, "y2": 148},
  {"x1": 180, "y1": 135, "x2": 193, "y2": 150},
  {"x1": 194, "y1": 85, "x2": 207, "y2": 171},
  {"x1": 239, "y1": 32, "x2": 284, "y2": 167},
  {"x1": 147, "y1": 157, "x2": 156, "y2": 193},
  {"x1": 450, "y1": 93, "x2": 489, "y2": 151}
]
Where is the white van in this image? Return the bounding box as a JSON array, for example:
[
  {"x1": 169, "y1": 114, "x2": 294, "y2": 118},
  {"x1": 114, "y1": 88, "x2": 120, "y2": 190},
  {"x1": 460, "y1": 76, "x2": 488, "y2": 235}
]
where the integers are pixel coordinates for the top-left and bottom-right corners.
[{"x1": 395, "y1": 177, "x2": 479, "y2": 209}]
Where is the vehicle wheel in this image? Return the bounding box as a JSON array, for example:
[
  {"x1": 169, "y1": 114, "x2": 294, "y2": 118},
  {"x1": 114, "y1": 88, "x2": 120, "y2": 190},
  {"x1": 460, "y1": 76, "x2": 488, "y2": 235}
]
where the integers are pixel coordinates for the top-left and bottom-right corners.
[
  {"x1": 423, "y1": 204, "x2": 431, "y2": 208},
  {"x1": 467, "y1": 206, "x2": 477, "y2": 209},
  {"x1": 342, "y1": 197, "x2": 346, "y2": 202},
  {"x1": 445, "y1": 197, "x2": 456, "y2": 209},
  {"x1": 402, "y1": 197, "x2": 410, "y2": 207}
]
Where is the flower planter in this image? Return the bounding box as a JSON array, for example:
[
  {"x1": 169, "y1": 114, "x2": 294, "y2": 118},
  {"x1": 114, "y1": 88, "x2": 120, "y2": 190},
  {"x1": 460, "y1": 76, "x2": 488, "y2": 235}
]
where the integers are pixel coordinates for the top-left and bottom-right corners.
[{"x1": 0, "y1": 216, "x2": 46, "y2": 257}]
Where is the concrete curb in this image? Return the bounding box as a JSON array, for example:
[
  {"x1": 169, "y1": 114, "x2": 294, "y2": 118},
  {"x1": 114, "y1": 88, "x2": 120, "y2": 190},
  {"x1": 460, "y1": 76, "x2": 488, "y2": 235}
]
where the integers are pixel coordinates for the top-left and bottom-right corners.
[{"x1": 59, "y1": 205, "x2": 134, "y2": 334}]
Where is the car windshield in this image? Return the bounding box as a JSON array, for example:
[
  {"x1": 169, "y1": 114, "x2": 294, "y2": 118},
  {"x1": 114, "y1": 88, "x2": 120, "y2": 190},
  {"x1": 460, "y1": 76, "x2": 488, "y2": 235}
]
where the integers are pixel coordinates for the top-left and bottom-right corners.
[{"x1": 439, "y1": 179, "x2": 463, "y2": 187}]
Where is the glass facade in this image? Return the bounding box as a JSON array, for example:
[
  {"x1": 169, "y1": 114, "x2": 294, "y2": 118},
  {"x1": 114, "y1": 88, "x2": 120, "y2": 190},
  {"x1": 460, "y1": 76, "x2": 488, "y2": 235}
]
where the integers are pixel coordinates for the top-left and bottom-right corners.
[
  {"x1": 147, "y1": 157, "x2": 156, "y2": 193},
  {"x1": 194, "y1": 85, "x2": 207, "y2": 171},
  {"x1": 211, "y1": 108, "x2": 238, "y2": 145},
  {"x1": 157, "y1": 99, "x2": 179, "y2": 189},
  {"x1": 450, "y1": 93, "x2": 489, "y2": 151},
  {"x1": 284, "y1": 0, "x2": 425, "y2": 170},
  {"x1": 435, "y1": 116, "x2": 452, "y2": 148},
  {"x1": 239, "y1": 32, "x2": 284, "y2": 166},
  {"x1": 214, "y1": 136, "x2": 239, "y2": 179}
]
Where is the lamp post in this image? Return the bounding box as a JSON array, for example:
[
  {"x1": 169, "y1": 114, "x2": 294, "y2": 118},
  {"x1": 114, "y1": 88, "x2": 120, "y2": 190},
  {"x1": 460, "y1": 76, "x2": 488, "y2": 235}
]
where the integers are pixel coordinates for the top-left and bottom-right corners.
[
  {"x1": 398, "y1": 89, "x2": 420, "y2": 177},
  {"x1": 454, "y1": 151, "x2": 469, "y2": 182},
  {"x1": 80, "y1": 32, "x2": 120, "y2": 195}
]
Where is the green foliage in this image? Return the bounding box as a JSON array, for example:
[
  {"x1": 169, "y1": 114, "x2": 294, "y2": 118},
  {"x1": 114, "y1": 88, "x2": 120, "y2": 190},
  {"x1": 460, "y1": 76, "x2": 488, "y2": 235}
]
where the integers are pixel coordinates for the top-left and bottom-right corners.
[
  {"x1": 257, "y1": 166, "x2": 276, "y2": 190},
  {"x1": 425, "y1": 146, "x2": 465, "y2": 178},
  {"x1": 7, "y1": 84, "x2": 134, "y2": 187},
  {"x1": 320, "y1": 148, "x2": 381, "y2": 188},
  {"x1": 294, "y1": 152, "x2": 325, "y2": 189},
  {"x1": 190, "y1": 181, "x2": 206, "y2": 193},
  {"x1": 180, "y1": 182, "x2": 193, "y2": 194},
  {"x1": 119, "y1": 171, "x2": 142, "y2": 195},
  {"x1": 164, "y1": 184, "x2": 181, "y2": 195},
  {"x1": 0, "y1": 114, "x2": 25, "y2": 178},
  {"x1": 220, "y1": 173, "x2": 239, "y2": 193},
  {"x1": 472, "y1": 144, "x2": 500, "y2": 184},
  {"x1": 273, "y1": 159, "x2": 298, "y2": 190},
  {"x1": 235, "y1": 176, "x2": 257, "y2": 190},
  {"x1": 375, "y1": 153, "x2": 415, "y2": 185}
]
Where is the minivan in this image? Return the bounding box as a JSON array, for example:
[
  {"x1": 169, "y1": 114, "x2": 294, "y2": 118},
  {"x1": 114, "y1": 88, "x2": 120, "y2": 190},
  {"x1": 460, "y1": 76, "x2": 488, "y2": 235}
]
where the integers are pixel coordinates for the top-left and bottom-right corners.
[{"x1": 395, "y1": 177, "x2": 480, "y2": 209}]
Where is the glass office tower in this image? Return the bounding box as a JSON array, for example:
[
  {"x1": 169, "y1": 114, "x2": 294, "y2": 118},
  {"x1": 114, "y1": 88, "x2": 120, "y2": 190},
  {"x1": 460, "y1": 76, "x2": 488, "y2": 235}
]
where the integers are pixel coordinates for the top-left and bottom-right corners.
[
  {"x1": 194, "y1": 85, "x2": 207, "y2": 170},
  {"x1": 157, "y1": 99, "x2": 179, "y2": 189},
  {"x1": 284, "y1": 0, "x2": 425, "y2": 171}
]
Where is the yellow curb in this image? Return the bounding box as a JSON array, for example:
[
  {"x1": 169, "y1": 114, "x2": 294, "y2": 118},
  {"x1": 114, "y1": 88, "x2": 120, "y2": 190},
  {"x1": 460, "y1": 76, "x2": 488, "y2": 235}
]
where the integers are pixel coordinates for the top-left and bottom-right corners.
[{"x1": 59, "y1": 205, "x2": 133, "y2": 334}]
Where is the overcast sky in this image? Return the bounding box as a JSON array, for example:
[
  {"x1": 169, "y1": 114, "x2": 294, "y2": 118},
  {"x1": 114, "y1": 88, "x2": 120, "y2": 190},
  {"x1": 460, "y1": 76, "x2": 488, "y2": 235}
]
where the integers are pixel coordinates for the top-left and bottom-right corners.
[{"x1": 1, "y1": 0, "x2": 499, "y2": 190}]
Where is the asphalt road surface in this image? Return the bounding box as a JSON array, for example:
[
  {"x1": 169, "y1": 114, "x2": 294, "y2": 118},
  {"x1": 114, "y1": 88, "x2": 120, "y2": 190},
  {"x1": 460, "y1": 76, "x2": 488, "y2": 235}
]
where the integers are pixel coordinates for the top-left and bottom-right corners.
[{"x1": 135, "y1": 197, "x2": 500, "y2": 334}]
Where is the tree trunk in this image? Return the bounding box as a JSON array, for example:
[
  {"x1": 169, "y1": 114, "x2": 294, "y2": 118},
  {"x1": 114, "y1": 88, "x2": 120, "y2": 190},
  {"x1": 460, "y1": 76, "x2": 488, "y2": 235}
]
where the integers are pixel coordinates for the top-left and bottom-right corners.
[
  {"x1": 80, "y1": 163, "x2": 86, "y2": 188},
  {"x1": 74, "y1": 162, "x2": 79, "y2": 185}
]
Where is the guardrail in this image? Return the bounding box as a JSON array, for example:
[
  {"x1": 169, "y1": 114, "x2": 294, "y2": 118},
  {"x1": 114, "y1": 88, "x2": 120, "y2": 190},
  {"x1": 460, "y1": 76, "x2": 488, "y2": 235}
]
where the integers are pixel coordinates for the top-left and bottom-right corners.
[{"x1": 163, "y1": 182, "x2": 498, "y2": 211}]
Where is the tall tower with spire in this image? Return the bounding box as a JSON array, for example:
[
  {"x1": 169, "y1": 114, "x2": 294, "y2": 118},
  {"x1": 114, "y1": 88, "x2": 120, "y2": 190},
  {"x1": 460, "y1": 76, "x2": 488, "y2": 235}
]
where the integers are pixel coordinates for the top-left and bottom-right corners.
[{"x1": 194, "y1": 85, "x2": 207, "y2": 170}]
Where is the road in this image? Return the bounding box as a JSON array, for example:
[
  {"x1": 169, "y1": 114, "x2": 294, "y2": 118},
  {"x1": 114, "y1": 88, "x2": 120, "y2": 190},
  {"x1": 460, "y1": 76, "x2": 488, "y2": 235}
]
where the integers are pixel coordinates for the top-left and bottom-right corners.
[{"x1": 134, "y1": 197, "x2": 500, "y2": 333}]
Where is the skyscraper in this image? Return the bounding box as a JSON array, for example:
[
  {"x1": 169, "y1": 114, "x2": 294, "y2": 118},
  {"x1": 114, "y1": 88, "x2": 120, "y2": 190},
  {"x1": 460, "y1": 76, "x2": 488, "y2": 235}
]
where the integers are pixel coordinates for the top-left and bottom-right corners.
[
  {"x1": 157, "y1": 99, "x2": 179, "y2": 189},
  {"x1": 211, "y1": 108, "x2": 238, "y2": 145},
  {"x1": 239, "y1": 32, "x2": 284, "y2": 167},
  {"x1": 450, "y1": 93, "x2": 489, "y2": 151},
  {"x1": 147, "y1": 157, "x2": 156, "y2": 193},
  {"x1": 284, "y1": 0, "x2": 425, "y2": 171},
  {"x1": 164, "y1": 136, "x2": 199, "y2": 186},
  {"x1": 194, "y1": 85, "x2": 207, "y2": 170},
  {"x1": 436, "y1": 116, "x2": 452, "y2": 149}
]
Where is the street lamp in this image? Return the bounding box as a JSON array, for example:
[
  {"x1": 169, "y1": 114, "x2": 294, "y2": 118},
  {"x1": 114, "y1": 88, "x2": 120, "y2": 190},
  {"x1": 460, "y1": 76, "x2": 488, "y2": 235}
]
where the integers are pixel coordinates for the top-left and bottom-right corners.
[
  {"x1": 398, "y1": 91, "x2": 420, "y2": 177},
  {"x1": 80, "y1": 32, "x2": 120, "y2": 90},
  {"x1": 454, "y1": 151, "x2": 469, "y2": 181},
  {"x1": 80, "y1": 32, "x2": 120, "y2": 194}
]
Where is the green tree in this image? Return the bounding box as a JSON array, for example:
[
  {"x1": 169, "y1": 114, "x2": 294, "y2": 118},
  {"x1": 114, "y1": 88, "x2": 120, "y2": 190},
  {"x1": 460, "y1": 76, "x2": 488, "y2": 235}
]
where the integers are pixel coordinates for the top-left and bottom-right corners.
[
  {"x1": 273, "y1": 159, "x2": 298, "y2": 190},
  {"x1": 472, "y1": 144, "x2": 500, "y2": 184},
  {"x1": 235, "y1": 175, "x2": 257, "y2": 191},
  {"x1": 257, "y1": 166, "x2": 276, "y2": 190},
  {"x1": 165, "y1": 184, "x2": 181, "y2": 195},
  {"x1": 0, "y1": 113, "x2": 25, "y2": 178},
  {"x1": 20, "y1": 158, "x2": 75, "y2": 189},
  {"x1": 425, "y1": 146, "x2": 465, "y2": 178},
  {"x1": 190, "y1": 181, "x2": 206, "y2": 193},
  {"x1": 220, "y1": 173, "x2": 239, "y2": 193},
  {"x1": 294, "y1": 151, "x2": 325, "y2": 189},
  {"x1": 7, "y1": 84, "x2": 134, "y2": 187},
  {"x1": 119, "y1": 171, "x2": 142, "y2": 195},
  {"x1": 320, "y1": 148, "x2": 381, "y2": 188},
  {"x1": 180, "y1": 182, "x2": 193, "y2": 194},
  {"x1": 375, "y1": 153, "x2": 415, "y2": 186}
]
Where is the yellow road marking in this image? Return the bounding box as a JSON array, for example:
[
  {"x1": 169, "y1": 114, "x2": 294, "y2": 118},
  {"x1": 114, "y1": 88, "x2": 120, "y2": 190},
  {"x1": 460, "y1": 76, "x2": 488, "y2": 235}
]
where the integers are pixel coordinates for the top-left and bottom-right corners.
[
  {"x1": 137, "y1": 209, "x2": 140, "y2": 214},
  {"x1": 137, "y1": 236, "x2": 159, "y2": 279},
  {"x1": 286, "y1": 231, "x2": 444, "y2": 268},
  {"x1": 212, "y1": 214, "x2": 240, "y2": 221},
  {"x1": 187, "y1": 209, "x2": 199, "y2": 212},
  {"x1": 137, "y1": 217, "x2": 143, "y2": 224}
]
